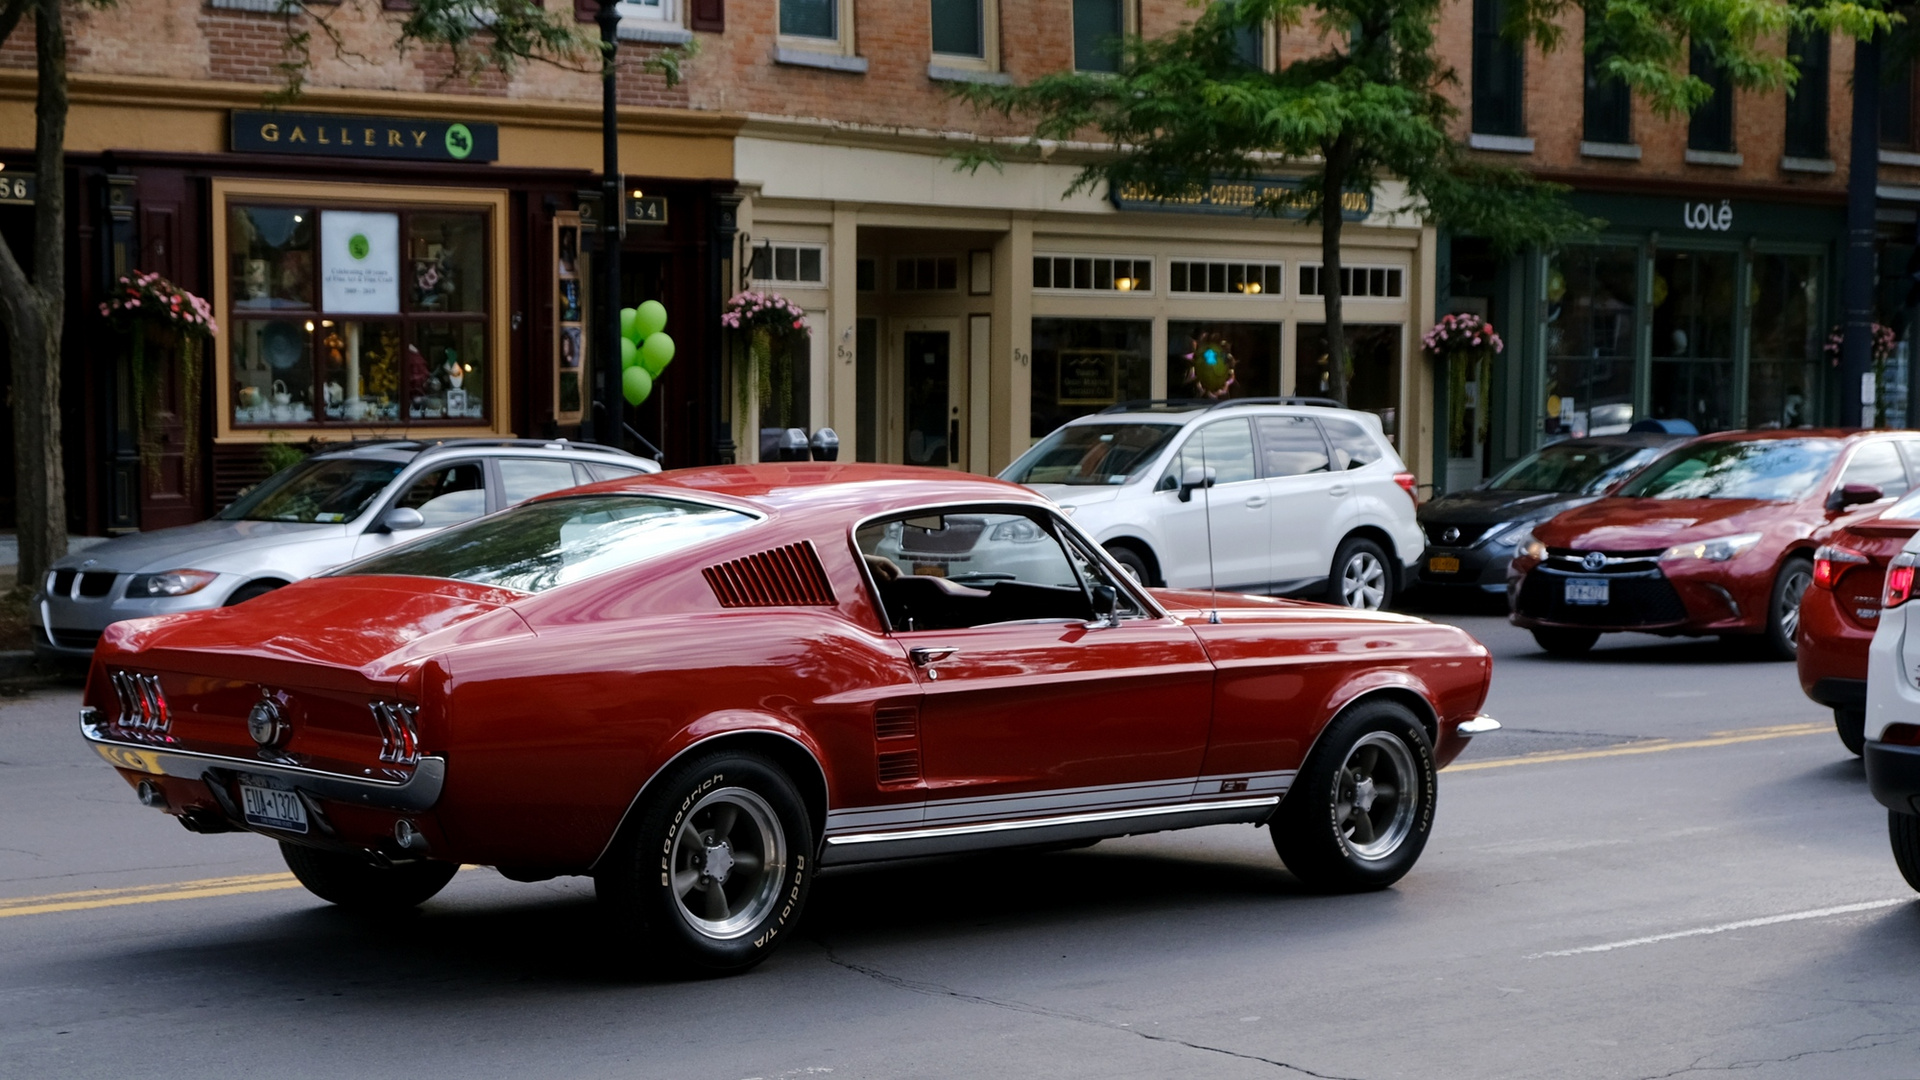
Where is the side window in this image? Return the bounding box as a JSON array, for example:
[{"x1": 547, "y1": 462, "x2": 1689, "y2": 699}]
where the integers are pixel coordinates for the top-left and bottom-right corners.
[
  {"x1": 1254, "y1": 415, "x2": 1332, "y2": 477},
  {"x1": 586, "y1": 463, "x2": 646, "y2": 482},
  {"x1": 392, "y1": 462, "x2": 485, "y2": 527},
  {"x1": 855, "y1": 510, "x2": 1094, "y2": 631},
  {"x1": 1318, "y1": 417, "x2": 1383, "y2": 471},
  {"x1": 1163, "y1": 418, "x2": 1259, "y2": 489},
  {"x1": 498, "y1": 458, "x2": 585, "y2": 505},
  {"x1": 1841, "y1": 441, "x2": 1907, "y2": 499}
]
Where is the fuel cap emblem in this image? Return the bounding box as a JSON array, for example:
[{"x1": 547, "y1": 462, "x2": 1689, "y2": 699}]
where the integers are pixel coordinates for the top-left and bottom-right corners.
[{"x1": 247, "y1": 696, "x2": 289, "y2": 749}]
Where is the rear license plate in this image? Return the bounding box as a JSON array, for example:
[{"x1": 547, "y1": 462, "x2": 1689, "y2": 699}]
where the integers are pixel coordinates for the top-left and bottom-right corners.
[
  {"x1": 1428, "y1": 556, "x2": 1461, "y2": 574},
  {"x1": 240, "y1": 784, "x2": 308, "y2": 834},
  {"x1": 1564, "y1": 578, "x2": 1610, "y2": 606}
]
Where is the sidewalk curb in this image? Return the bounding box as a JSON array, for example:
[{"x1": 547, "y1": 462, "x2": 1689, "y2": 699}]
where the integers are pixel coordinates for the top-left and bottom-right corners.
[{"x1": 0, "y1": 651, "x2": 35, "y2": 679}]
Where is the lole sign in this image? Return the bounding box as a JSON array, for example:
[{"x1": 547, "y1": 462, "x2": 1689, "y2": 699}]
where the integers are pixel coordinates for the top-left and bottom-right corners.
[{"x1": 1683, "y1": 199, "x2": 1734, "y2": 232}]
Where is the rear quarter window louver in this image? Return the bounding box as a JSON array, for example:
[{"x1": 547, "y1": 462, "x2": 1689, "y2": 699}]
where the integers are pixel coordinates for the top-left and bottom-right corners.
[{"x1": 703, "y1": 541, "x2": 838, "y2": 608}]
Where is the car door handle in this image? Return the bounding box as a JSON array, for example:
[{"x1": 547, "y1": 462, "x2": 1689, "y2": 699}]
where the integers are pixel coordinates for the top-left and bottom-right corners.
[
  {"x1": 1328, "y1": 484, "x2": 1351, "y2": 497},
  {"x1": 910, "y1": 647, "x2": 958, "y2": 667},
  {"x1": 1244, "y1": 496, "x2": 1268, "y2": 509}
]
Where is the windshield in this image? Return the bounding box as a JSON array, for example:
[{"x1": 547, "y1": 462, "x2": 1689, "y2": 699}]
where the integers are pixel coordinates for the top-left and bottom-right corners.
[
  {"x1": 333, "y1": 494, "x2": 758, "y2": 593},
  {"x1": 1488, "y1": 442, "x2": 1664, "y2": 495},
  {"x1": 1615, "y1": 438, "x2": 1842, "y2": 501},
  {"x1": 1001, "y1": 423, "x2": 1181, "y2": 485},
  {"x1": 217, "y1": 457, "x2": 405, "y2": 523}
]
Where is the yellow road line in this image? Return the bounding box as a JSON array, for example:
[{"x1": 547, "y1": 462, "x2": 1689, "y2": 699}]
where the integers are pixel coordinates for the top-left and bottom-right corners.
[
  {"x1": 1452, "y1": 722, "x2": 1830, "y2": 772},
  {"x1": 0, "y1": 873, "x2": 301, "y2": 918}
]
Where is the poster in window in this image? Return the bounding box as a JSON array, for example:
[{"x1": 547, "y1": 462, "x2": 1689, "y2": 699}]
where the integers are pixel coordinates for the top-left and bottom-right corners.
[
  {"x1": 558, "y1": 226, "x2": 578, "y2": 277},
  {"x1": 320, "y1": 211, "x2": 400, "y2": 314},
  {"x1": 561, "y1": 325, "x2": 582, "y2": 369},
  {"x1": 553, "y1": 211, "x2": 587, "y2": 424},
  {"x1": 1058, "y1": 349, "x2": 1121, "y2": 405},
  {"x1": 560, "y1": 278, "x2": 582, "y2": 323}
]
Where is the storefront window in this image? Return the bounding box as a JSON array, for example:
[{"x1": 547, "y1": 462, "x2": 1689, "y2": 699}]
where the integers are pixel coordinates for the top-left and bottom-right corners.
[
  {"x1": 1030, "y1": 318, "x2": 1151, "y2": 437},
  {"x1": 227, "y1": 202, "x2": 490, "y2": 429},
  {"x1": 1650, "y1": 249, "x2": 1737, "y2": 432},
  {"x1": 1294, "y1": 324, "x2": 1402, "y2": 444},
  {"x1": 1748, "y1": 253, "x2": 1822, "y2": 428},
  {"x1": 1166, "y1": 321, "x2": 1280, "y2": 401},
  {"x1": 1545, "y1": 245, "x2": 1637, "y2": 437}
]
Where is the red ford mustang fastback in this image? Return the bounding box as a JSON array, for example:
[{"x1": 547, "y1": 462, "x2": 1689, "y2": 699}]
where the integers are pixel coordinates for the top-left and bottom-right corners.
[{"x1": 81, "y1": 465, "x2": 1495, "y2": 973}]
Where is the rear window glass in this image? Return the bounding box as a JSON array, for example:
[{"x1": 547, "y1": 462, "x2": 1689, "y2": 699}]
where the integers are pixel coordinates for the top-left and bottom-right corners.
[{"x1": 333, "y1": 494, "x2": 757, "y2": 593}]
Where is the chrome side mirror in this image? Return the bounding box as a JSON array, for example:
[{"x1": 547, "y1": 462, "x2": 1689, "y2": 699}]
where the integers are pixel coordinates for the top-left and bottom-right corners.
[
  {"x1": 1177, "y1": 465, "x2": 1217, "y2": 503},
  {"x1": 381, "y1": 507, "x2": 426, "y2": 532}
]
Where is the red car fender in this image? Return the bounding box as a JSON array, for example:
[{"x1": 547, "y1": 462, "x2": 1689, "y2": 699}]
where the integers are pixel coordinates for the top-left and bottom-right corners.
[{"x1": 585, "y1": 710, "x2": 832, "y2": 872}]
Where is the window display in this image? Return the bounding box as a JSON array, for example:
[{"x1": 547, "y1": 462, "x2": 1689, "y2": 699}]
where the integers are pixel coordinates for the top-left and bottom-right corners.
[{"x1": 1030, "y1": 318, "x2": 1151, "y2": 437}]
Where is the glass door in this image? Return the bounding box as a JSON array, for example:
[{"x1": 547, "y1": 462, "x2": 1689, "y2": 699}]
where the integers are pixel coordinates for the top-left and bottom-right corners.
[
  {"x1": 896, "y1": 320, "x2": 965, "y2": 469},
  {"x1": 1650, "y1": 249, "x2": 1738, "y2": 432}
]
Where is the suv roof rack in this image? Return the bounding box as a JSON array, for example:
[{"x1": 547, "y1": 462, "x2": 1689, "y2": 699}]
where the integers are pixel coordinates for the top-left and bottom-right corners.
[
  {"x1": 1097, "y1": 396, "x2": 1345, "y2": 415},
  {"x1": 320, "y1": 437, "x2": 634, "y2": 458}
]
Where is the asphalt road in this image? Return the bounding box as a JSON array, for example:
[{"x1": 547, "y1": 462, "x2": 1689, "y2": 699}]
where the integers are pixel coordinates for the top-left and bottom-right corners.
[{"x1": 2, "y1": 609, "x2": 1917, "y2": 1080}]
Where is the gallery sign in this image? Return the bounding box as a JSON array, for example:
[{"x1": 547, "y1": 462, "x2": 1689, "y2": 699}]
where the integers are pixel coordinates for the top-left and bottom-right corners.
[
  {"x1": 1110, "y1": 176, "x2": 1372, "y2": 221},
  {"x1": 232, "y1": 111, "x2": 499, "y2": 163}
]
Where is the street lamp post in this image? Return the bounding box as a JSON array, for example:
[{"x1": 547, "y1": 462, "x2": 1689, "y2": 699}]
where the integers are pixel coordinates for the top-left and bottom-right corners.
[{"x1": 587, "y1": 0, "x2": 623, "y2": 446}]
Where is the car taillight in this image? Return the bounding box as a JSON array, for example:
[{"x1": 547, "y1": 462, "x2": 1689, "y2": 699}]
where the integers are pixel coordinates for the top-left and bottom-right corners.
[
  {"x1": 1393, "y1": 472, "x2": 1419, "y2": 504},
  {"x1": 1813, "y1": 544, "x2": 1869, "y2": 589},
  {"x1": 1884, "y1": 553, "x2": 1917, "y2": 609}
]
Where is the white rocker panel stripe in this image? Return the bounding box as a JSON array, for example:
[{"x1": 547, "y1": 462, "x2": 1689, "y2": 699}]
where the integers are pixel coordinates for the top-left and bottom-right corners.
[{"x1": 823, "y1": 771, "x2": 1295, "y2": 839}]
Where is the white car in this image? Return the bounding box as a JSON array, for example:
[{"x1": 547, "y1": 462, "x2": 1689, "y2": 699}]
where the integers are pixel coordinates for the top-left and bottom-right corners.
[
  {"x1": 999, "y1": 399, "x2": 1423, "y2": 609},
  {"x1": 1862, "y1": 540, "x2": 1920, "y2": 891}
]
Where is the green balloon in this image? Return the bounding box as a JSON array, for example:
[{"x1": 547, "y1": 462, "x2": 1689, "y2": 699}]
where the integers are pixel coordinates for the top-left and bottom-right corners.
[
  {"x1": 619, "y1": 307, "x2": 640, "y2": 342},
  {"x1": 635, "y1": 299, "x2": 668, "y2": 340},
  {"x1": 639, "y1": 331, "x2": 675, "y2": 377},
  {"x1": 621, "y1": 364, "x2": 653, "y2": 406},
  {"x1": 620, "y1": 336, "x2": 639, "y2": 370}
]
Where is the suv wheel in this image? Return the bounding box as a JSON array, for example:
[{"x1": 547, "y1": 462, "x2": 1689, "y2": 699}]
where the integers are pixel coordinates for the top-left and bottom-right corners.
[{"x1": 1328, "y1": 537, "x2": 1392, "y2": 611}]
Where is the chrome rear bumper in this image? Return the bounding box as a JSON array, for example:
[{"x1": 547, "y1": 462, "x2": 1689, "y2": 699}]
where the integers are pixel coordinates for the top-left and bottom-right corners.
[
  {"x1": 1457, "y1": 714, "x2": 1502, "y2": 736},
  {"x1": 79, "y1": 706, "x2": 446, "y2": 812}
]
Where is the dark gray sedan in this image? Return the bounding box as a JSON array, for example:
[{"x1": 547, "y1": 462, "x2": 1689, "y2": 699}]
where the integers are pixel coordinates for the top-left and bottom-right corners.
[{"x1": 1416, "y1": 433, "x2": 1683, "y2": 594}]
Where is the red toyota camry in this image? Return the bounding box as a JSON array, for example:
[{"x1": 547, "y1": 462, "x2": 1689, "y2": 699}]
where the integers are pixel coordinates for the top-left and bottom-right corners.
[
  {"x1": 1508, "y1": 429, "x2": 1920, "y2": 658},
  {"x1": 80, "y1": 465, "x2": 1495, "y2": 974},
  {"x1": 1799, "y1": 488, "x2": 1920, "y2": 754}
]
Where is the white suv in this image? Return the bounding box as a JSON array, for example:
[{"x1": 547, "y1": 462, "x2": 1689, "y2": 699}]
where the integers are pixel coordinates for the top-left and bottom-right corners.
[{"x1": 999, "y1": 399, "x2": 1422, "y2": 609}]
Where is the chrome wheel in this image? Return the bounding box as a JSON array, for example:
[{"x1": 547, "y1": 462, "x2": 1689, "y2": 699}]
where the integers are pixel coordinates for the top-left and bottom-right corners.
[
  {"x1": 667, "y1": 786, "x2": 787, "y2": 940},
  {"x1": 1779, "y1": 566, "x2": 1811, "y2": 643},
  {"x1": 1331, "y1": 732, "x2": 1419, "y2": 861},
  {"x1": 1341, "y1": 551, "x2": 1387, "y2": 609}
]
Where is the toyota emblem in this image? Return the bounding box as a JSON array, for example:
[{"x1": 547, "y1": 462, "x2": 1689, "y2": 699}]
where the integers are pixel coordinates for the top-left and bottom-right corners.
[
  {"x1": 1441, "y1": 526, "x2": 1460, "y2": 544},
  {"x1": 247, "y1": 696, "x2": 289, "y2": 749},
  {"x1": 1581, "y1": 551, "x2": 1607, "y2": 571}
]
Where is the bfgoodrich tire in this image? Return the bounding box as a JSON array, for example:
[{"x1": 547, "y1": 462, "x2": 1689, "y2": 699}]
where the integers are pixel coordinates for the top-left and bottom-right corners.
[
  {"x1": 279, "y1": 842, "x2": 458, "y2": 911},
  {"x1": 595, "y1": 751, "x2": 814, "y2": 976},
  {"x1": 1891, "y1": 811, "x2": 1920, "y2": 893},
  {"x1": 1271, "y1": 700, "x2": 1436, "y2": 892},
  {"x1": 1762, "y1": 557, "x2": 1814, "y2": 661}
]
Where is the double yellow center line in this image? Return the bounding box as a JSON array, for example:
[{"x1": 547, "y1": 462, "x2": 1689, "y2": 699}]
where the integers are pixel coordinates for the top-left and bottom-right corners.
[{"x1": 0, "y1": 723, "x2": 1835, "y2": 919}]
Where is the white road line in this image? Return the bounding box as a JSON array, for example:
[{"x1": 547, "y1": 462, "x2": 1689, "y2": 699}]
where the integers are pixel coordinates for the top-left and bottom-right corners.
[{"x1": 1525, "y1": 898, "x2": 1913, "y2": 959}]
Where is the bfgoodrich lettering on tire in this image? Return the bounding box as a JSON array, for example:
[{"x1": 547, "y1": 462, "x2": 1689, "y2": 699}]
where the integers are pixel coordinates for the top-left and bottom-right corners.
[
  {"x1": 1271, "y1": 699, "x2": 1436, "y2": 891},
  {"x1": 595, "y1": 751, "x2": 813, "y2": 975}
]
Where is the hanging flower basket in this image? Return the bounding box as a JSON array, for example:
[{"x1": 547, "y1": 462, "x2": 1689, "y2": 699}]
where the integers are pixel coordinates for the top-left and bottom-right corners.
[
  {"x1": 1822, "y1": 323, "x2": 1897, "y2": 367},
  {"x1": 1423, "y1": 313, "x2": 1502, "y2": 450},
  {"x1": 100, "y1": 272, "x2": 218, "y2": 492},
  {"x1": 721, "y1": 290, "x2": 810, "y2": 432}
]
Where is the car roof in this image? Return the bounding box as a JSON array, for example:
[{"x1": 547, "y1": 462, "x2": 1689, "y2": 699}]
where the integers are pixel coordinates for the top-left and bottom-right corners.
[
  {"x1": 313, "y1": 438, "x2": 645, "y2": 465},
  {"x1": 531, "y1": 463, "x2": 1049, "y2": 523},
  {"x1": 1081, "y1": 398, "x2": 1380, "y2": 427},
  {"x1": 1685, "y1": 428, "x2": 1883, "y2": 445}
]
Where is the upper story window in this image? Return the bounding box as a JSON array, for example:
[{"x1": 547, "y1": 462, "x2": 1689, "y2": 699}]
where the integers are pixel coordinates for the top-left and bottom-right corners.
[
  {"x1": 1034, "y1": 254, "x2": 1152, "y2": 294},
  {"x1": 1882, "y1": 52, "x2": 1916, "y2": 150},
  {"x1": 1471, "y1": 0, "x2": 1525, "y2": 137},
  {"x1": 1170, "y1": 259, "x2": 1280, "y2": 296},
  {"x1": 1784, "y1": 29, "x2": 1829, "y2": 159},
  {"x1": 931, "y1": 0, "x2": 1000, "y2": 72},
  {"x1": 779, "y1": 0, "x2": 858, "y2": 60},
  {"x1": 1300, "y1": 264, "x2": 1404, "y2": 299},
  {"x1": 1583, "y1": 13, "x2": 1631, "y2": 145},
  {"x1": 896, "y1": 256, "x2": 960, "y2": 292},
  {"x1": 607, "y1": 0, "x2": 694, "y2": 43},
  {"x1": 1687, "y1": 42, "x2": 1735, "y2": 153},
  {"x1": 1073, "y1": 0, "x2": 1131, "y2": 73}
]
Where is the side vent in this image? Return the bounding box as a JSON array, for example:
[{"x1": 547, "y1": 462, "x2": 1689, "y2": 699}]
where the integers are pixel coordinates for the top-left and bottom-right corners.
[
  {"x1": 877, "y1": 750, "x2": 922, "y2": 785},
  {"x1": 703, "y1": 541, "x2": 838, "y2": 608},
  {"x1": 875, "y1": 705, "x2": 919, "y2": 741}
]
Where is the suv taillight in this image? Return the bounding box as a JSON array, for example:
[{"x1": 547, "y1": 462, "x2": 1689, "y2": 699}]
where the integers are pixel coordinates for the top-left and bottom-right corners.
[
  {"x1": 1885, "y1": 552, "x2": 1917, "y2": 609},
  {"x1": 1813, "y1": 544, "x2": 1869, "y2": 590},
  {"x1": 1393, "y1": 472, "x2": 1419, "y2": 504}
]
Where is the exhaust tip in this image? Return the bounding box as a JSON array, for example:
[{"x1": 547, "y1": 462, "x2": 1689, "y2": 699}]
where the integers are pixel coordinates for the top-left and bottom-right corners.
[
  {"x1": 394, "y1": 819, "x2": 427, "y2": 851},
  {"x1": 136, "y1": 780, "x2": 168, "y2": 809}
]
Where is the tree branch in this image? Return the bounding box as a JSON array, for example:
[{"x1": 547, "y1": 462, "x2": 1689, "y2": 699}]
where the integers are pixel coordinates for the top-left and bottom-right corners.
[{"x1": 0, "y1": 0, "x2": 28, "y2": 55}]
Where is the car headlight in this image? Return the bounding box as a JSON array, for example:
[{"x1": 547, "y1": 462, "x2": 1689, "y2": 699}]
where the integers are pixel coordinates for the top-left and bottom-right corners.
[
  {"x1": 1659, "y1": 533, "x2": 1762, "y2": 564},
  {"x1": 988, "y1": 517, "x2": 1046, "y2": 543},
  {"x1": 125, "y1": 569, "x2": 220, "y2": 598},
  {"x1": 1488, "y1": 519, "x2": 1539, "y2": 547},
  {"x1": 1511, "y1": 530, "x2": 1546, "y2": 562}
]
